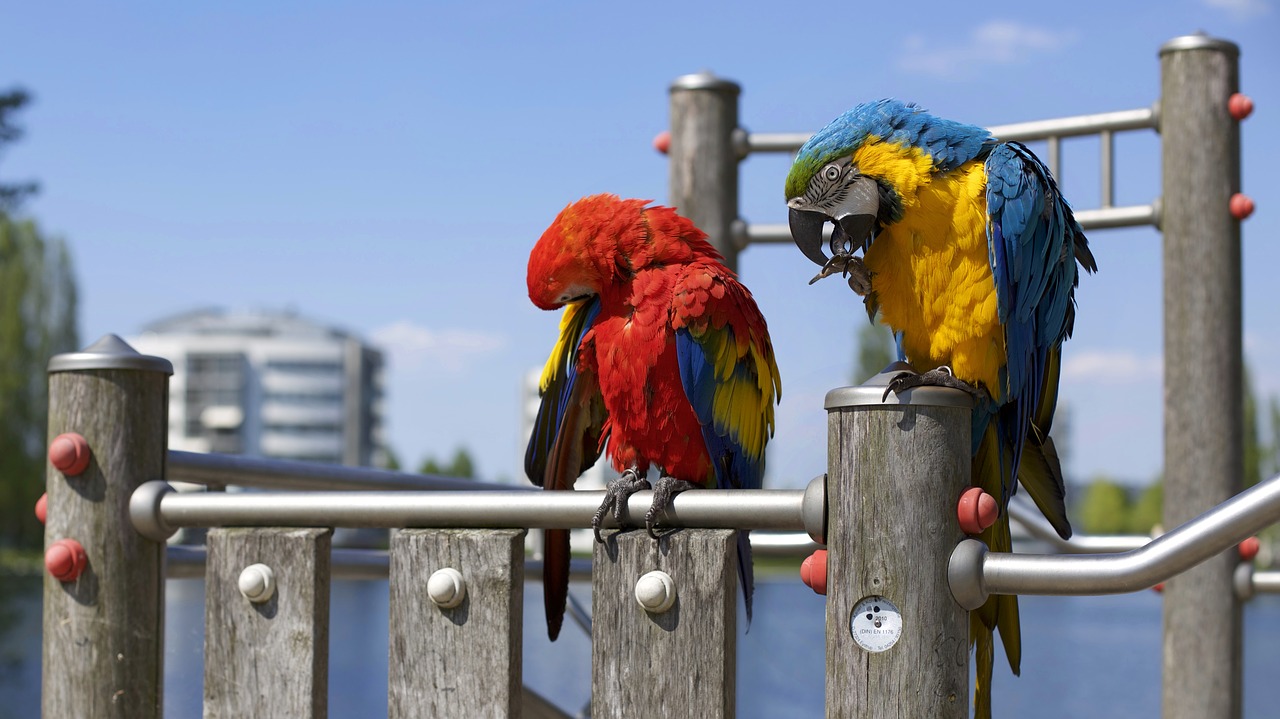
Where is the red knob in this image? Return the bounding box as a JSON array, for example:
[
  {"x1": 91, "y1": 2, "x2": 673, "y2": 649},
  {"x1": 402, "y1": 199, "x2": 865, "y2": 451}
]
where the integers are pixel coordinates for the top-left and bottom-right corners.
[
  {"x1": 800, "y1": 549, "x2": 828, "y2": 595},
  {"x1": 49, "y1": 433, "x2": 91, "y2": 476},
  {"x1": 957, "y1": 487, "x2": 999, "y2": 535},
  {"x1": 45, "y1": 538, "x2": 88, "y2": 582},
  {"x1": 1228, "y1": 93, "x2": 1254, "y2": 121},
  {"x1": 35, "y1": 493, "x2": 47, "y2": 524},
  {"x1": 1152, "y1": 582, "x2": 1164, "y2": 593},
  {"x1": 1239, "y1": 536, "x2": 1260, "y2": 562},
  {"x1": 653, "y1": 130, "x2": 671, "y2": 155},
  {"x1": 1230, "y1": 193, "x2": 1255, "y2": 220}
]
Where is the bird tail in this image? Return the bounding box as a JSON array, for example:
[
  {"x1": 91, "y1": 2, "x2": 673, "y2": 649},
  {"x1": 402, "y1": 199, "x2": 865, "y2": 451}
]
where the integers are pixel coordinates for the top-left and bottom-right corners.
[
  {"x1": 971, "y1": 424, "x2": 1021, "y2": 714},
  {"x1": 737, "y1": 529, "x2": 754, "y2": 629},
  {"x1": 542, "y1": 528, "x2": 570, "y2": 641}
]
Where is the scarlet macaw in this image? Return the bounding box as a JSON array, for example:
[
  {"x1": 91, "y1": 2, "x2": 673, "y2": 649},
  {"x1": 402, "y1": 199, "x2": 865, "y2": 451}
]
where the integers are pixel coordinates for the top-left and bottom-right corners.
[
  {"x1": 785, "y1": 100, "x2": 1095, "y2": 717},
  {"x1": 525, "y1": 194, "x2": 781, "y2": 640}
]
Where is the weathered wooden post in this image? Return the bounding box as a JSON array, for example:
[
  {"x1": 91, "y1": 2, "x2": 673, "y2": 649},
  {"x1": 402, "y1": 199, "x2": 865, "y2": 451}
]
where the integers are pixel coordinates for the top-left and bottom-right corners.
[
  {"x1": 388, "y1": 529, "x2": 526, "y2": 718},
  {"x1": 668, "y1": 71, "x2": 741, "y2": 272},
  {"x1": 1159, "y1": 33, "x2": 1244, "y2": 719},
  {"x1": 204, "y1": 527, "x2": 332, "y2": 718},
  {"x1": 824, "y1": 366, "x2": 972, "y2": 718},
  {"x1": 42, "y1": 334, "x2": 172, "y2": 717},
  {"x1": 592, "y1": 529, "x2": 738, "y2": 718}
]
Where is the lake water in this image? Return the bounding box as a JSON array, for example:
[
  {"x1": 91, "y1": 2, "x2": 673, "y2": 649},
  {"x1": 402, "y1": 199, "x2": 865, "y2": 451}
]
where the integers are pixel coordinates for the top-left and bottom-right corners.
[{"x1": 3, "y1": 574, "x2": 1279, "y2": 717}]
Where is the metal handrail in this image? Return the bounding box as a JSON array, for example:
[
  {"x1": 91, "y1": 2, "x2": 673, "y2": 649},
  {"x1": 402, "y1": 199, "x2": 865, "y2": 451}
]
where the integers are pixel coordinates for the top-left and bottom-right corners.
[
  {"x1": 168, "y1": 449, "x2": 519, "y2": 492},
  {"x1": 1006, "y1": 497, "x2": 1148, "y2": 553},
  {"x1": 131, "y1": 480, "x2": 821, "y2": 542},
  {"x1": 949, "y1": 473, "x2": 1280, "y2": 609}
]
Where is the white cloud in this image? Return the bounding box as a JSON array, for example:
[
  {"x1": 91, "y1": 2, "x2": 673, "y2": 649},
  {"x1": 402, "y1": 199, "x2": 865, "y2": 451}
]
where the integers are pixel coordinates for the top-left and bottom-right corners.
[
  {"x1": 1203, "y1": 0, "x2": 1270, "y2": 19},
  {"x1": 1062, "y1": 349, "x2": 1162, "y2": 384},
  {"x1": 900, "y1": 21, "x2": 1076, "y2": 79},
  {"x1": 369, "y1": 320, "x2": 505, "y2": 373}
]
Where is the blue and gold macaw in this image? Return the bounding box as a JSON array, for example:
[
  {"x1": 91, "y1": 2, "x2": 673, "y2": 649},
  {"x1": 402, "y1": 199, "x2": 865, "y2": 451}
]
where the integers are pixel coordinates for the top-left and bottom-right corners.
[{"x1": 785, "y1": 100, "x2": 1096, "y2": 717}]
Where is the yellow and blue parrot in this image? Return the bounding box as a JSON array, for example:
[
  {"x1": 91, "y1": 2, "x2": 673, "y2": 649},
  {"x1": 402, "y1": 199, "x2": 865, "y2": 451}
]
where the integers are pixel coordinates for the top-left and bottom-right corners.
[{"x1": 785, "y1": 99, "x2": 1096, "y2": 717}]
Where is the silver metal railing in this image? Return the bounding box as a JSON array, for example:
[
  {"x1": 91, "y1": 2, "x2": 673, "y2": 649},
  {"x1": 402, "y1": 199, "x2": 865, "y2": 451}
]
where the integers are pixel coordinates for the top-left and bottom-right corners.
[
  {"x1": 950, "y1": 472, "x2": 1280, "y2": 609},
  {"x1": 168, "y1": 449, "x2": 517, "y2": 492}
]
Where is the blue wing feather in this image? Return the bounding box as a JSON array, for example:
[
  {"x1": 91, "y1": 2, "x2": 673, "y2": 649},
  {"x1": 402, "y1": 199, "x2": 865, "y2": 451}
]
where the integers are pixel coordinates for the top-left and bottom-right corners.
[
  {"x1": 675, "y1": 328, "x2": 765, "y2": 491},
  {"x1": 525, "y1": 298, "x2": 604, "y2": 487}
]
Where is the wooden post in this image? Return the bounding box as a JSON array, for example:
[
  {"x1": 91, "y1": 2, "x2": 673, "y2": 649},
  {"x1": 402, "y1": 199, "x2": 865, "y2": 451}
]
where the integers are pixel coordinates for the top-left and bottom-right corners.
[
  {"x1": 592, "y1": 529, "x2": 737, "y2": 718},
  {"x1": 1159, "y1": 33, "x2": 1243, "y2": 719},
  {"x1": 42, "y1": 335, "x2": 172, "y2": 718},
  {"x1": 388, "y1": 529, "x2": 525, "y2": 719},
  {"x1": 824, "y1": 369, "x2": 971, "y2": 718},
  {"x1": 668, "y1": 72, "x2": 742, "y2": 272},
  {"x1": 203, "y1": 527, "x2": 332, "y2": 718}
]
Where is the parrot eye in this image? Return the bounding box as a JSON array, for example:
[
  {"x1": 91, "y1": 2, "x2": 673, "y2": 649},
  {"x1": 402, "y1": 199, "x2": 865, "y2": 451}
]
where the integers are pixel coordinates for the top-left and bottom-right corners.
[{"x1": 823, "y1": 165, "x2": 841, "y2": 182}]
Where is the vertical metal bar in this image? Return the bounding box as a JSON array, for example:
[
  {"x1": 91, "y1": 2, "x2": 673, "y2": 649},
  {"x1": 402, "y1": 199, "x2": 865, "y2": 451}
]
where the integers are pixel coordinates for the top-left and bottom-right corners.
[
  {"x1": 1100, "y1": 130, "x2": 1115, "y2": 208},
  {"x1": 824, "y1": 369, "x2": 972, "y2": 718},
  {"x1": 42, "y1": 336, "x2": 172, "y2": 718},
  {"x1": 1047, "y1": 135, "x2": 1062, "y2": 187},
  {"x1": 668, "y1": 72, "x2": 742, "y2": 272},
  {"x1": 1159, "y1": 33, "x2": 1243, "y2": 719}
]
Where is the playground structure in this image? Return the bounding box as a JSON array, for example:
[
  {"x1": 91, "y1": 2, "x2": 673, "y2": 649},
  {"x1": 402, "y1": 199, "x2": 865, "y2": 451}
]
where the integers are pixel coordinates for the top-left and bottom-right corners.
[{"x1": 38, "y1": 33, "x2": 1272, "y2": 719}]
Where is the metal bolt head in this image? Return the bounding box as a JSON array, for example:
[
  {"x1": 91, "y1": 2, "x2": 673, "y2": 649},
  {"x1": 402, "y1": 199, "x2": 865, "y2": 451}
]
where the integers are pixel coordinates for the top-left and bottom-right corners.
[
  {"x1": 635, "y1": 570, "x2": 677, "y2": 613},
  {"x1": 427, "y1": 568, "x2": 466, "y2": 609},
  {"x1": 238, "y1": 563, "x2": 276, "y2": 603}
]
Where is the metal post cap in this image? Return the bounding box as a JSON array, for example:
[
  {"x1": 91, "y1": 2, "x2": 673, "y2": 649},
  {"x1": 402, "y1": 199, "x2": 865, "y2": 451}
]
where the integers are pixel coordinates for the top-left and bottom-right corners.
[
  {"x1": 130, "y1": 481, "x2": 177, "y2": 542},
  {"x1": 669, "y1": 71, "x2": 741, "y2": 95},
  {"x1": 48, "y1": 334, "x2": 173, "y2": 374},
  {"x1": 825, "y1": 362, "x2": 975, "y2": 410},
  {"x1": 1159, "y1": 32, "x2": 1240, "y2": 57}
]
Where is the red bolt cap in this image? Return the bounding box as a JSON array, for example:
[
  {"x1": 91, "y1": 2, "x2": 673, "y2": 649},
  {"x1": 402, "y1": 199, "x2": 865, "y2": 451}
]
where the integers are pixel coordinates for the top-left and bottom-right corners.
[
  {"x1": 1239, "y1": 536, "x2": 1260, "y2": 561},
  {"x1": 1152, "y1": 582, "x2": 1164, "y2": 593},
  {"x1": 800, "y1": 549, "x2": 828, "y2": 595},
  {"x1": 957, "y1": 487, "x2": 999, "y2": 535},
  {"x1": 49, "y1": 433, "x2": 91, "y2": 476},
  {"x1": 653, "y1": 130, "x2": 671, "y2": 155},
  {"x1": 1230, "y1": 193, "x2": 1255, "y2": 220},
  {"x1": 35, "y1": 493, "x2": 47, "y2": 524},
  {"x1": 45, "y1": 538, "x2": 88, "y2": 582},
  {"x1": 1228, "y1": 93, "x2": 1254, "y2": 121}
]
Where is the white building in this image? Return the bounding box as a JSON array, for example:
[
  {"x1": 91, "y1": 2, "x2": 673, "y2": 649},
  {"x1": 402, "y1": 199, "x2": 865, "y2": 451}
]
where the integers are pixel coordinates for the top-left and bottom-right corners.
[{"x1": 130, "y1": 308, "x2": 386, "y2": 468}]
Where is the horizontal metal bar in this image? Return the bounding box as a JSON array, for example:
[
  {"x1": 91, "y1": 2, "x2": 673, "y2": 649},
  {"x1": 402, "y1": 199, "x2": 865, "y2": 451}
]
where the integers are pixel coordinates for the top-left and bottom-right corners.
[
  {"x1": 1006, "y1": 498, "x2": 1148, "y2": 553},
  {"x1": 743, "y1": 106, "x2": 1158, "y2": 155},
  {"x1": 133, "y1": 482, "x2": 808, "y2": 539},
  {"x1": 739, "y1": 202, "x2": 1158, "y2": 249},
  {"x1": 950, "y1": 472, "x2": 1280, "y2": 609},
  {"x1": 1254, "y1": 570, "x2": 1280, "y2": 594},
  {"x1": 168, "y1": 449, "x2": 521, "y2": 492}
]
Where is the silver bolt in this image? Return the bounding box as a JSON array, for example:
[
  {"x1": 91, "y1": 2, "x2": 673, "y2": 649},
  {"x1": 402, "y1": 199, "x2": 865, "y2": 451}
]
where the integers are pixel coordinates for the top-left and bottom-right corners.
[
  {"x1": 428, "y1": 568, "x2": 466, "y2": 608},
  {"x1": 238, "y1": 563, "x2": 276, "y2": 603},
  {"x1": 635, "y1": 570, "x2": 677, "y2": 613}
]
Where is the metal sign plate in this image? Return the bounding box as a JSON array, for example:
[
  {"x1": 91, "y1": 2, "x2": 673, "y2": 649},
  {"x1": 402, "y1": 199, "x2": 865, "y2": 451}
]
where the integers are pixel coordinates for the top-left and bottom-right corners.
[{"x1": 850, "y1": 595, "x2": 902, "y2": 653}]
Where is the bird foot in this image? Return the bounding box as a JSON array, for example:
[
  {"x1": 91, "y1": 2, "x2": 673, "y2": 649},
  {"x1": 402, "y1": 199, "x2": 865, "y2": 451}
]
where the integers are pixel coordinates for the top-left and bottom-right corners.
[
  {"x1": 881, "y1": 366, "x2": 989, "y2": 403},
  {"x1": 592, "y1": 468, "x2": 650, "y2": 543},
  {"x1": 645, "y1": 476, "x2": 700, "y2": 539},
  {"x1": 808, "y1": 252, "x2": 872, "y2": 296}
]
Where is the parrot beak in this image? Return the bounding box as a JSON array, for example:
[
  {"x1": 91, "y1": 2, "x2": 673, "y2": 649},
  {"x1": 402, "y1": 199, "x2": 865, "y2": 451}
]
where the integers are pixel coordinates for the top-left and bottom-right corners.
[{"x1": 788, "y1": 207, "x2": 831, "y2": 267}]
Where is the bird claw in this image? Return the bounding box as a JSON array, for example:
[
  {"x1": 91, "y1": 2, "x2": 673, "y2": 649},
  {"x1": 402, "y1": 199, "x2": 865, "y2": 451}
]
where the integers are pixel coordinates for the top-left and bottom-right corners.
[
  {"x1": 881, "y1": 366, "x2": 989, "y2": 403},
  {"x1": 592, "y1": 469, "x2": 650, "y2": 543},
  {"x1": 645, "y1": 477, "x2": 700, "y2": 538},
  {"x1": 808, "y1": 253, "x2": 872, "y2": 296}
]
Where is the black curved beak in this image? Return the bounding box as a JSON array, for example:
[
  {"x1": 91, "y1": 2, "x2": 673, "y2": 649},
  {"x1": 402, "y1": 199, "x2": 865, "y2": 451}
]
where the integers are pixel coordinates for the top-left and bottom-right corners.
[{"x1": 789, "y1": 207, "x2": 831, "y2": 267}]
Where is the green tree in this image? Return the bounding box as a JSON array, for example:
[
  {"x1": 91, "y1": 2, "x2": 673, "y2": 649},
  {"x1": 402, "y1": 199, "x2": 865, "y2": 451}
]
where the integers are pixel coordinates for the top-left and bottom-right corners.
[
  {"x1": 417, "y1": 446, "x2": 476, "y2": 479},
  {"x1": 0, "y1": 216, "x2": 78, "y2": 548},
  {"x1": 1077, "y1": 477, "x2": 1132, "y2": 535},
  {"x1": 0, "y1": 89, "x2": 38, "y2": 212},
  {"x1": 853, "y1": 321, "x2": 895, "y2": 383},
  {"x1": 1127, "y1": 480, "x2": 1163, "y2": 535}
]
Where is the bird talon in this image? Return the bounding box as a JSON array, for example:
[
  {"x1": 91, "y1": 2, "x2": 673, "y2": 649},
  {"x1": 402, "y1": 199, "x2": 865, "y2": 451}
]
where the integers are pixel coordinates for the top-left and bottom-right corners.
[{"x1": 592, "y1": 469, "x2": 650, "y2": 543}]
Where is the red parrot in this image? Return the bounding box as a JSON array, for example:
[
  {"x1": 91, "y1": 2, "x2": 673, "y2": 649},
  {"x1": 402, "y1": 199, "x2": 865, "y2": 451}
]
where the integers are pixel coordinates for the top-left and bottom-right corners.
[{"x1": 525, "y1": 194, "x2": 782, "y2": 640}]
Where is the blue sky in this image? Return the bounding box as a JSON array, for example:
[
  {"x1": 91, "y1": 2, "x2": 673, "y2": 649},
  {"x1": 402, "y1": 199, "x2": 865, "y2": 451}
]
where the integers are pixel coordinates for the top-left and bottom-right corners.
[{"x1": 4, "y1": 0, "x2": 1277, "y2": 490}]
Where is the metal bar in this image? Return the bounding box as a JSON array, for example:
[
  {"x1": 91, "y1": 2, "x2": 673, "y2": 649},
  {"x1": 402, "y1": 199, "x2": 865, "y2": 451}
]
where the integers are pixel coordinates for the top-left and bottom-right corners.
[
  {"x1": 742, "y1": 106, "x2": 1158, "y2": 155},
  {"x1": 134, "y1": 483, "x2": 807, "y2": 538},
  {"x1": 168, "y1": 449, "x2": 520, "y2": 492},
  {"x1": 1047, "y1": 135, "x2": 1062, "y2": 184},
  {"x1": 1101, "y1": 129, "x2": 1115, "y2": 208},
  {"x1": 950, "y1": 472, "x2": 1280, "y2": 609},
  {"x1": 1254, "y1": 571, "x2": 1280, "y2": 594},
  {"x1": 1006, "y1": 498, "x2": 1148, "y2": 553},
  {"x1": 741, "y1": 202, "x2": 1158, "y2": 248}
]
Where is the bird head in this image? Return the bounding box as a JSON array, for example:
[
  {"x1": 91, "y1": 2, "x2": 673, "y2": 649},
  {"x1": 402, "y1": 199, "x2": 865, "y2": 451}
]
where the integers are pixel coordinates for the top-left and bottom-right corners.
[{"x1": 784, "y1": 99, "x2": 993, "y2": 272}]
